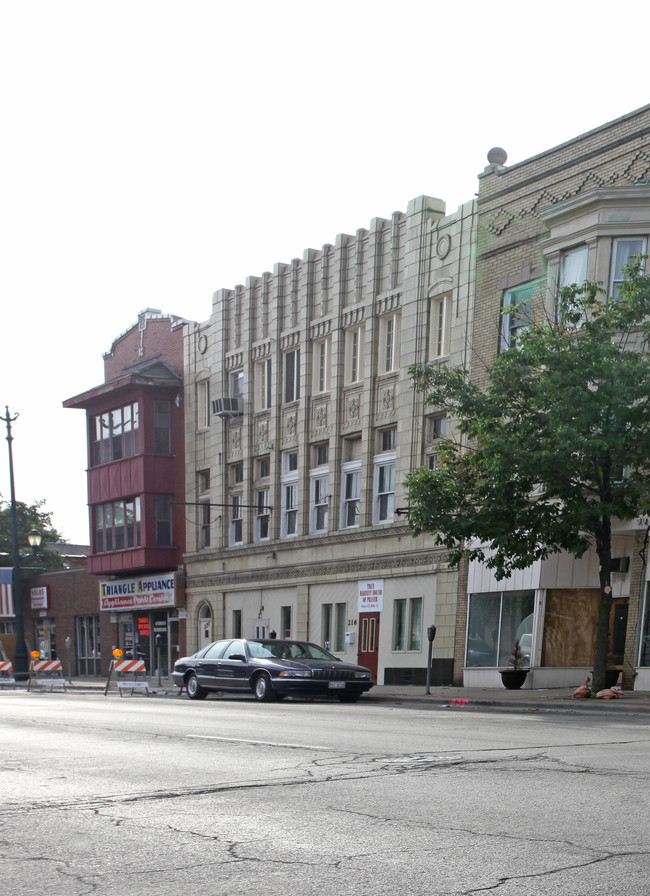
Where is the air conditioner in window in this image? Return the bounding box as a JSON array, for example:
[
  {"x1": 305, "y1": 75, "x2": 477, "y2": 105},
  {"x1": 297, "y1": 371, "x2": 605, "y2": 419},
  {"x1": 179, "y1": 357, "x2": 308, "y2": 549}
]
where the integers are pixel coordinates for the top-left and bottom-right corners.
[
  {"x1": 610, "y1": 557, "x2": 630, "y2": 574},
  {"x1": 211, "y1": 397, "x2": 243, "y2": 417}
]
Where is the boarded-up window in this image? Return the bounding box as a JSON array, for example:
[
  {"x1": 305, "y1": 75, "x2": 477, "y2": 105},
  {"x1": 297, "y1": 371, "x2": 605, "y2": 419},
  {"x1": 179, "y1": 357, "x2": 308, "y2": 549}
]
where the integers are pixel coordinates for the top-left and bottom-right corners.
[{"x1": 542, "y1": 589, "x2": 599, "y2": 667}]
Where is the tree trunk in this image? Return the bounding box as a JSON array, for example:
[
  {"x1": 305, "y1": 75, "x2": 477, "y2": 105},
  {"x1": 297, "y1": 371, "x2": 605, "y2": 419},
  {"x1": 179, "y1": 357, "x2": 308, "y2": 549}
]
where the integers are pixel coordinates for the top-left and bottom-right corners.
[{"x1": 594, "y1": 520, "x2": 613, "y2": 693}]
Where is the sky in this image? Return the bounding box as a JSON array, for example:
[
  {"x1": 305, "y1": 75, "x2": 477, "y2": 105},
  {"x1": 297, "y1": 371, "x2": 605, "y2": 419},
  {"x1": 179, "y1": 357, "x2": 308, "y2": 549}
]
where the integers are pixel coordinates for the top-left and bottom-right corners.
[{"x1": 1, "y1": 0, "x2": 649, "y2": 545}]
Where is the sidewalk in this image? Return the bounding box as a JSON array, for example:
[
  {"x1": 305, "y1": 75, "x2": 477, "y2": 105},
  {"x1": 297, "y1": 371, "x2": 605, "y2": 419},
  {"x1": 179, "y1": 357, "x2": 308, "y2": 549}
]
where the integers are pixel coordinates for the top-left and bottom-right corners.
[{"x1": 13, "y1": 676, "x2": 650, "y2": 713}]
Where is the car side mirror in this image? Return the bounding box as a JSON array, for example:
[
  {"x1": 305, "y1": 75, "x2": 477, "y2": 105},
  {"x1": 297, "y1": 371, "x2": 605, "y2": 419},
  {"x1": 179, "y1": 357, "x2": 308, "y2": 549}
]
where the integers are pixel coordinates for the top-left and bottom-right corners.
[{"x1": 228, "y1": 653, "x2": 246, "y2": 661}]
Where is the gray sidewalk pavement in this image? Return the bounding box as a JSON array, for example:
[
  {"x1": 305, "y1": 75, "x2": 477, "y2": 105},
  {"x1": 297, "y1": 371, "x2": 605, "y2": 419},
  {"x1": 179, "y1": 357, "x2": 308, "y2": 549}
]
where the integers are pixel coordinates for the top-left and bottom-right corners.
[{"x1": 9, "y1": 675, "x2": 650, "y2": 713}]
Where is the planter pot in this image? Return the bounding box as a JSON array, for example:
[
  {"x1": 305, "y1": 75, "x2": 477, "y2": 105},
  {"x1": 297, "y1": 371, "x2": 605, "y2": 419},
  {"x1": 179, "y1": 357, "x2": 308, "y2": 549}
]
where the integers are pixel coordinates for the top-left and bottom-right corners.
[{"x1": 499, "y1": 668, "x2": 529, "y2": 690}]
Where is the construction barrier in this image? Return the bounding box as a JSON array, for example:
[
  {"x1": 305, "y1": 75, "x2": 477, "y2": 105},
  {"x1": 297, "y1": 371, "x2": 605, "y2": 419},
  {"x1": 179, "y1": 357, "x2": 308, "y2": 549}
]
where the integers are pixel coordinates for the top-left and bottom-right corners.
[
  {"x1": 27, "y1": 658, "x2": 67, "y2": 692},
  {"x1": 0, "y1": 659, "x2": 16, "y2": 687},
  {"x1": 104, "y1": 658, "x2": 150, "y2": 696}
]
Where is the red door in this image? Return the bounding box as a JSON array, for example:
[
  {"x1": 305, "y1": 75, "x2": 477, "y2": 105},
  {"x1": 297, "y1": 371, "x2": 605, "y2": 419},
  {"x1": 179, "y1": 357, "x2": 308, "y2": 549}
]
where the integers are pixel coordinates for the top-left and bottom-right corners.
[{"x1": 358, "y1": 613, "x2": 380, "y2": 683}]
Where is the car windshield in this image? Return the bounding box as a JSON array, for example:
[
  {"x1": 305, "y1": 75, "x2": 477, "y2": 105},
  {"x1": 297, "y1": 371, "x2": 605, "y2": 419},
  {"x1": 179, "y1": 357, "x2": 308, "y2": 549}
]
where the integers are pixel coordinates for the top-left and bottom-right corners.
[{"x1": 248, "y1": 640, "x2": 340, "y2": 661}]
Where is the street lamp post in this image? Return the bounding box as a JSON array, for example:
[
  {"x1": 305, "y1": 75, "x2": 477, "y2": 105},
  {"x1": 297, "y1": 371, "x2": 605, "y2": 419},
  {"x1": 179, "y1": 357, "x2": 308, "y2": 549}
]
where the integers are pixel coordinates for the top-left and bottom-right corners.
[{"x1": 1, "y1": 407, "x2": 41, "y2": 679}]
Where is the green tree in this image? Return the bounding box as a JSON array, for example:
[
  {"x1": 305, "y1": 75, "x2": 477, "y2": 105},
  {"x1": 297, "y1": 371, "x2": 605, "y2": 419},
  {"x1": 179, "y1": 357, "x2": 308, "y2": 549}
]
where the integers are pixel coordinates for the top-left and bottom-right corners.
[
  {"x1": 405, "y1": 261, "x2": 650, "y2": 692},
  {"x1": 0, "y1": 497, "x2": 67, "y2": 570}
]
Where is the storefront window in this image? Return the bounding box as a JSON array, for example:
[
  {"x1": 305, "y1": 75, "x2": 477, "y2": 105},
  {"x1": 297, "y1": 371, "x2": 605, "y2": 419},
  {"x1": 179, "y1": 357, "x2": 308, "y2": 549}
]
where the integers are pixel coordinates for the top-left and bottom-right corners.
[{"x1": 466, "y1": 591, "x2": 534, "y2": 667}]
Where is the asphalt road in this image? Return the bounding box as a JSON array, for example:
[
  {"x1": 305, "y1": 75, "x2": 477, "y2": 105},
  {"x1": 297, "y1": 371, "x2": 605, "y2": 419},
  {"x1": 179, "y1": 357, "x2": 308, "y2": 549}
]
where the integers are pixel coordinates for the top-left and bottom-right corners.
[{"x1": 1, "y1": 691, "x2": 649, "y2": 895}]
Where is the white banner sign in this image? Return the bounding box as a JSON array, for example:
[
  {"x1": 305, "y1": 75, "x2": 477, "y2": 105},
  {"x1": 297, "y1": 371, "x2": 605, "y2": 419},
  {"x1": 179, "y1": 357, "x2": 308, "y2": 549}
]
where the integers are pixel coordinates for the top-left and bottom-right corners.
[{"x1": 358, "y1": 579, "x2": 384, "y2": 613}]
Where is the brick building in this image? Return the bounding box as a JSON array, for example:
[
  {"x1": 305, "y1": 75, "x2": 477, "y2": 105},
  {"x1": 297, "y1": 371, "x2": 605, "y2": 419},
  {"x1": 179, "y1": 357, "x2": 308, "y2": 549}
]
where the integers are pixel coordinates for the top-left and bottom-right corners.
[
  {"x1": 64, "y1": 309, "x2": 191, "y2": 676},
  {"x1": 458, "y1": 103, "x2": 650, "y2": 689}
]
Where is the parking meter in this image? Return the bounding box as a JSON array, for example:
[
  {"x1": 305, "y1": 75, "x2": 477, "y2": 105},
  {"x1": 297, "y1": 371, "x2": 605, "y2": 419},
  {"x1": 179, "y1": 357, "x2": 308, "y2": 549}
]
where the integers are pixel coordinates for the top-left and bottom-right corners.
[
  {"x1": 155, "y1": 634, "x2": 163, "y2": 686},
  {"x1": 425, "y1": 625, "x2": 437, "y2": 694}
]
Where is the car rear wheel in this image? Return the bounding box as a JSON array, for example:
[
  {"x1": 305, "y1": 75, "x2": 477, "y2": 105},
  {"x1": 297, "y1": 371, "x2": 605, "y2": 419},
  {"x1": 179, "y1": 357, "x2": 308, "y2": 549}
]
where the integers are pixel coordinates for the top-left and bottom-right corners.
[
  {"x1": 186, "y1": 672, "x2": 208, "y2": 700},
  {"x1": 253, "y1": 672, "x2": 277, "y2": 702}
]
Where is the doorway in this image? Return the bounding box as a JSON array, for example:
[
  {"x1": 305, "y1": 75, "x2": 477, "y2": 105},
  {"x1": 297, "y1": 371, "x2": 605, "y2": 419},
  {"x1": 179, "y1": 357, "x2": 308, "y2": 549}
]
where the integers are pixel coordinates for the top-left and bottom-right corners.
[{"x1": 358, "y1": 612, "x2": 380, "y2": 682}]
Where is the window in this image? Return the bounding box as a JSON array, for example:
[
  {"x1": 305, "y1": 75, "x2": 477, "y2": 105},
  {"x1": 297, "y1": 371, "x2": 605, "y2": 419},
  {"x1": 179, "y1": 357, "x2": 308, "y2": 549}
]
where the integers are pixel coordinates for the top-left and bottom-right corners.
[
  {"x1": 197, "y1": 380, "x2": 210, "y2": 429},
  {"x1": 230, "y1": 370, "x2": 244, "y2": 401},
  {"x1": 232, "y1": 609, "x2": 242, "y2": 639},
  {"x1": 257, "y1": 455, "x2": 271, "y2": 479},
  {"x1": 314, "y1": 443, "x2": 329, "y2": 466},
  {"x1": 230, "y1": 462, "x2": 244, "y2": 485},
  {"x1": 155, "y1": 495, "x2": 172, "y2": 546},
  {"x1": 284, "y1": 349, "x2": 300, "y2": 402},
  {"x1": 255, "y1": 489, "x2": 270, "y2": 541},
  {"x1": 197, "y1": 469, "x2": 210, "y2": 493},
  {"x1": 373, "y1": 455, "x2": 395, "y2": 524},
  {"x1": 153, "y1": 400, "x2": 171, "y2": 454},
  {"x1": 200, "y1": 501, "x2": 211, "y2": 548},
  {"x1": 379, "y1": 427, "x2": 396, "y2": 452},
  {"x1": 256, "y1": 359, "x2": 272, "y2": 411},
  {"x1": 466, "y1": 590, "x2": 534, "y2": 667},
  {"x1": 322, "y1": 602, "x2": 346, "y2": 652},
  {"x1": 93, "y1": 498, "x2": 141, "y2": 553},
  {"x1": 560, "y1": 246, "x2": 588, "y2": 288},
  {"x1": 379, "y1": 314, "x2": 399, "y2": 373},
  {"x1": 311, "y1": 473, "x2": 329, "y2": 533},
  {"x1": 313, "y1": 338, "x2": 331, "y2": 393},
  {"x1": 501, "y1": 284, "x2": 533, "y2": 351},
  {"x1": 610, "y1": 238, "x2": 647, "y2": 298},
  {"x1": 345, "y1": 327, "x2": 363, "y2": 384},
  {"x1": 341, "y1": 466, "x2": 361, "y2": 528},
  {"x1": 428, "y1": 415, "x2": 447, "y2": 442},
  {"x1": 281, "y1": 451, "x2": 299, "y2": 537},
  {"x1": 429, "y1": 294, "x2": 451, "y2": 359},
  {"x1": 230, "y1": 495, "x2": 243, "y2": 545},
  {"x1": 91, "y1": 402, "x2": 139, "y2": 466},
  {"x1": 280, "y1": 606, "x2": 292, "y2": 639},
  {"x1": 393, "y1": 597, "x2": 423, "y2": 651}
]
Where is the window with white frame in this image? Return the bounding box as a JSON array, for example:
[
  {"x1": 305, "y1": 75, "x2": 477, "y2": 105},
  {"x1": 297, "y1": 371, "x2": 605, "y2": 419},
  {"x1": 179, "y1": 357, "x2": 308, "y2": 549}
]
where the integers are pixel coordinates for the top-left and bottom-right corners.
[
  {"x1": 230, "y1": 370, "x2": 244, "y2": 412},
  {"x1": 229, "y1": 494, "x2": 243, "y2": 545},
  {"x1": 256, "y1": 358, "x2": 272, "y2": 411},
  {"x1": 373, "y1": 454, "x2": 395, "y2": 524},
  {"x1": 344, "y1": 326, "x2": 363, "y2": 384},
  {"x1": 393, "y1": 597, "x2": 423, "y2": 651},
  {"x1": 284, "y1": 349, "x2": 300, "y2": 403},
  {"x1": 280, "y1": 605, "x2": 292, "y2": 639},
  {"x1": 310, "y1": 470, "x2": 329, "y2": 533},
  {"x1": 429, "y1": 293, "x2": 451, "y2": 359},
  {"x1": 322, "y1": 602, "x2": 346, "y2": 652},
  {"x1": 610, "y1": 238, "x2": 647, "y2": 298},
  {"x1": 559, "y1": 245, "x2": 588, "y2": 289},
  {"x1": 341, "y1": 464, "x2": 361, "y2": 528},
  {"x1": 379, "y1": 427, "x2": 396, "y2": 452},
  {"x1": 425, "y1": 414, "x2": 446, "y2": 469},
  {"x1": 313, "y1": 338, "x2": 331, "y2": 394},
  {"x1": 378, "y1": 314, "x2": 399, "y2": 373},
  {"x1": 281, "y1": 450, "x2": 299, "y2": 537},
  {"x1": 501, "y1": 283, "x2": 534, "y2": 351},
  {"x1": 254, "y1": 489, "x2": 270, "y2": 541}
]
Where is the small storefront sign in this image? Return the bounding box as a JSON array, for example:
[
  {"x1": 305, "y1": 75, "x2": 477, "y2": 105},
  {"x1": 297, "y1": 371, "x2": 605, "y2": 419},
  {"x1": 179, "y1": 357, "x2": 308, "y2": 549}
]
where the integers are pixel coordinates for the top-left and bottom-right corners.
[
  {"x1": 99, "y1": 573, "x2": 178, "y2": 611},
  {"x1": 30, "y1": 585, "x2": 50, "y2": 611},
  {"x1": 358, "y1": 579, "x2": 384, "y2": 613}
]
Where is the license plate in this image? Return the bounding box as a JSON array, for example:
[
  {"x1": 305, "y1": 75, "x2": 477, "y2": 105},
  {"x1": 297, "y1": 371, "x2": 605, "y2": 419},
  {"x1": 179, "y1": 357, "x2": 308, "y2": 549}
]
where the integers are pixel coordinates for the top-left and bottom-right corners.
[{"x1": 328, "y1": 681, "x2": 345, "y2": 689}]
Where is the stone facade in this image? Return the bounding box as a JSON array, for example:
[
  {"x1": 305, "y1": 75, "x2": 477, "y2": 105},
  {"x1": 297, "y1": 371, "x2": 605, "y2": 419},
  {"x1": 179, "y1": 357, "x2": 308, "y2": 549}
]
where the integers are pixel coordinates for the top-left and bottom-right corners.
[{"x1": 183, "y1": 195, "x2": 477, "y2": 685}]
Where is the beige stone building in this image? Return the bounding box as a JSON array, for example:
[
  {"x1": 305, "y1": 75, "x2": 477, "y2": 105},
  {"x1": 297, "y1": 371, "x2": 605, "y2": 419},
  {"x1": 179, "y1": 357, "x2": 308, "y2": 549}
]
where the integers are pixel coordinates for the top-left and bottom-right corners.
[
  {"x1": 460, "y1": 103, "x2": 650, "y2": 690},
  {"x1": 182, "y1": 195, "x2": 476, "y2": 686}
]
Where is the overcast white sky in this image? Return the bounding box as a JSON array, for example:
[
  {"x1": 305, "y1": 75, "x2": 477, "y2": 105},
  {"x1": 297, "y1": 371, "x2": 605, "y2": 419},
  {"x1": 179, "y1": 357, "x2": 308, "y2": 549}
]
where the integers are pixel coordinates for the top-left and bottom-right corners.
[{"x1": 1, "y1": 0, "x2": 649, "y2": 545}]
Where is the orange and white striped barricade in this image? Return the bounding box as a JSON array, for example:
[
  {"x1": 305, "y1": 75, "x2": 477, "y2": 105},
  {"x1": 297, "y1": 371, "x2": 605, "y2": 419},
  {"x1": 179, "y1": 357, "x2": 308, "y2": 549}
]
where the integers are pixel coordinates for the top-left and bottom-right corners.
[
  {"x1": 27, "y1": 658, "x2": 66, "y2": 692},
  {"x1": 104, "y1": 658, "x2": 149, "y2": 696},
  {"x1": 0, "y1": 659, "x2": 16, "y2": 687}
]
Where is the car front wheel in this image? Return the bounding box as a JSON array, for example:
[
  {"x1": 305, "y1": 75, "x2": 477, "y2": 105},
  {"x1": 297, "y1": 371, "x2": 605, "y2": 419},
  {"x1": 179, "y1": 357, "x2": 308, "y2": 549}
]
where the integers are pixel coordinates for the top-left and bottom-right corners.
[
  {"x1": 186, "y1": 672, "x2": 208, "y2": 700},
  {"x1": 253, "y1": 672, "x2": 277, "y2": 702}
]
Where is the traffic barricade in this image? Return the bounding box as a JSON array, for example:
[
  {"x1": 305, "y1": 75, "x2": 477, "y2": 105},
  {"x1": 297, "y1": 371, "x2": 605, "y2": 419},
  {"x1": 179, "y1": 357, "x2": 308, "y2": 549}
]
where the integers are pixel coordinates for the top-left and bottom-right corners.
[
  {"x1": 0, "y1": 659, "x2": 16, "y2": 687},
  {"x1": 27, "y1": 656, "x2": 67, "y2": 692},
  {"x1": 104, "y1": 657, "x2": 150, "y2": 697}
]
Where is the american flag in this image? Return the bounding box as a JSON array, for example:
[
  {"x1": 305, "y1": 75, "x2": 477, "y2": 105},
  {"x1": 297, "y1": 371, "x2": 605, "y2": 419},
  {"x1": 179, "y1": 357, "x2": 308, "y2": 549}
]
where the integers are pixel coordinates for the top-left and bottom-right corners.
[{"x1": 0, "y1": 568, "x2": 14, "y2": 617}]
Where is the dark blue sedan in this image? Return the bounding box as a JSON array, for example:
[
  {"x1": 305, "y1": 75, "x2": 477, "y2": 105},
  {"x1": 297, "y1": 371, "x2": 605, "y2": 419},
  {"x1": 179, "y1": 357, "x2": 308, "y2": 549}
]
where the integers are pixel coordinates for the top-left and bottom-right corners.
[{"x1": 172, "y1": 638, "x2": 374, "y2": 702}]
